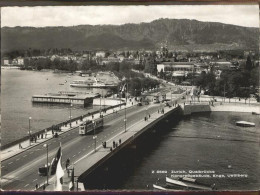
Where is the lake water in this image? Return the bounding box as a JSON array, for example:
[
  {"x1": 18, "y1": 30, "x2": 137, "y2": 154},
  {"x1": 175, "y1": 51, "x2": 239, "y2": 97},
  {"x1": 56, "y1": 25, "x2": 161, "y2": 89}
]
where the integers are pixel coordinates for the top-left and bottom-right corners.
[
  {"x1": 83, "y1": 111, "x2": 259, "y2": 191},
  {"x1": 121, "y1": 112, "x2": 260, "y2": 190},
  {"x1": 1, "y1": 69, "x2": 112, "y2": 146}
]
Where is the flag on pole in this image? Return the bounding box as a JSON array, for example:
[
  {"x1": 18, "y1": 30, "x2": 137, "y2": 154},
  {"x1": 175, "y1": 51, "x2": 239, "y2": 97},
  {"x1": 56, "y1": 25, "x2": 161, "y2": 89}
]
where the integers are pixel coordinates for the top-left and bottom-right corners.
[
  {"x1": 69, "y1": 167, "x2": 75, "y2": 191},
  {"x1": 54, "y1": 146, "x2": 64, "y2": 191}
]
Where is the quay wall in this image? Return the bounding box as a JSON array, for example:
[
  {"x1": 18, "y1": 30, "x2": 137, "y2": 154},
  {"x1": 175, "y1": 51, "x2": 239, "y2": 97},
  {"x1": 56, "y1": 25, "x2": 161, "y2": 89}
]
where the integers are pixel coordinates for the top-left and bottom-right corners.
[{"x1": 182, "y1": 102, "x2": 260, "y2": 116}]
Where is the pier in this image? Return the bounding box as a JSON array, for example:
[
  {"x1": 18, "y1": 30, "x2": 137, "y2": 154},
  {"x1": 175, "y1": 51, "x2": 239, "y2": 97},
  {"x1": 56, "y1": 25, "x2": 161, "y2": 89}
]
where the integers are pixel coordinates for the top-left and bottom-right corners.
[{"x1": 31, "y1": 92, "x2": 100, "y2": 106}]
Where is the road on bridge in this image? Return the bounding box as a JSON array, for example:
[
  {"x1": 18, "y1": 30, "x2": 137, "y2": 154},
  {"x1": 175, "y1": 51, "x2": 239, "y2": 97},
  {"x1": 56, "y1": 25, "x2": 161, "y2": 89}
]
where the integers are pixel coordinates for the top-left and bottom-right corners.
[{"x1": 1, "y1": 102, "x2": 165, "y2": 191}]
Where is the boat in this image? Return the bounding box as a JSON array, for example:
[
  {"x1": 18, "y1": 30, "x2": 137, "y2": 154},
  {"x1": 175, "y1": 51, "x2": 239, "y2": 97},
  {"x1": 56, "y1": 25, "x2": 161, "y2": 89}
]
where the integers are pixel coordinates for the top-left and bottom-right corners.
[
  {"x1": 153, "y1": 184, "x2": 168, "y2": 191},
  {"x1": 236, "y1": 121, "x2": 255, "y2": 127},
  {"x1": 70, "y1": 80, "x2": 95, "y2": 88},
  {"x1": 70, "y1": 79, "x2": 117, "y2": 88},
  {"x1": 252, "y1": 112, "x2": 260, "y2": 115},
  {"x1": 166, "y1": 177, "x2": 214, "y2": 190},
  {"x1": 153, "y1": 184, "x2": 182, "y2": 191}
]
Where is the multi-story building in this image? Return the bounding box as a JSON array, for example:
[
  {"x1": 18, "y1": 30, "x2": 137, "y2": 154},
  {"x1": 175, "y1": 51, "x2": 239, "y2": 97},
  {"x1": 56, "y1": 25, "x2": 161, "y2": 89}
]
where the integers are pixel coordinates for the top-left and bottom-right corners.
[{"x1": 157, "y1": 62, "x2": 196, "y2": 77}]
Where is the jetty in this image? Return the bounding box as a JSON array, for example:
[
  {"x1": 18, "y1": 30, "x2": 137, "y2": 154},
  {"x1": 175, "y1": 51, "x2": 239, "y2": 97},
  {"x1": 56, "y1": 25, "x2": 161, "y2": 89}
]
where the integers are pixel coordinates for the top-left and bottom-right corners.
[{"x1": 32, "y1": 91, "x2": 100, "y2": 106}]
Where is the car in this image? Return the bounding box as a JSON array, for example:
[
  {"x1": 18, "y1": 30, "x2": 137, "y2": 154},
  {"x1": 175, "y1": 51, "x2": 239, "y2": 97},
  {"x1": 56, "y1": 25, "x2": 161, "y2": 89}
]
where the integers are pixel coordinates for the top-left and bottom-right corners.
[
  {"x1": 38, "y1": 163, "x2": 56, "y2": 176},
  {"x1": 137, "y1": 102, "x2": 143, "y2": 106}
]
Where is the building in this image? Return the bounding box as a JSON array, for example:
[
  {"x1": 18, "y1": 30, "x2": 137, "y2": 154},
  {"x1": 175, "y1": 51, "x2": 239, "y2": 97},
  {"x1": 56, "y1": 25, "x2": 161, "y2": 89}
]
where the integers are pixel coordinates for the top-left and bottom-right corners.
[
  {"x1": 17, "y1": 57, "x2": 24, "y2": 65},
  {"x1": 118, "y1": 55, "x2": 125, "y2": 62},
  {"x1": 96, "y1": 51, "x2": 106, "y2": 58},
  {"x1": 2, "y1": 58, "x2": 11, "y2": 65},
  {"x1": 210, "y1": 61, "x2": 235, "y2": 70},
  {"x1": 157, "y1": 62, "x2": 196, "y2": 77}
]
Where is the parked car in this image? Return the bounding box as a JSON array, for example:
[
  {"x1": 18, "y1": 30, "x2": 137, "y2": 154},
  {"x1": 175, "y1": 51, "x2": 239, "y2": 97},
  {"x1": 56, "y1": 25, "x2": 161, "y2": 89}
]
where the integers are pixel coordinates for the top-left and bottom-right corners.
[{"x1": 137, "y1": 102, "x2": 143, "y2": 106}]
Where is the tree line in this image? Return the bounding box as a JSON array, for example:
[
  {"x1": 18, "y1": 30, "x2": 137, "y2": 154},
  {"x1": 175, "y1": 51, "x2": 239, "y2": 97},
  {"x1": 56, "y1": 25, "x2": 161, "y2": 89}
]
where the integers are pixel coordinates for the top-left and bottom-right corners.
[{"x1": 194, "y1": 56, "x2": 259, "y2": 101}]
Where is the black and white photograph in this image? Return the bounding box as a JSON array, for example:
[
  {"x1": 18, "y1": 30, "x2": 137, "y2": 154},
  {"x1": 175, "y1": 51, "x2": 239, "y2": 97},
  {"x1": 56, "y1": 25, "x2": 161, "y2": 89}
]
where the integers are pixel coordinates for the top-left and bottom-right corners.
[{"x1": 0, "y1": 3, "x2": 259, "y2": 192}]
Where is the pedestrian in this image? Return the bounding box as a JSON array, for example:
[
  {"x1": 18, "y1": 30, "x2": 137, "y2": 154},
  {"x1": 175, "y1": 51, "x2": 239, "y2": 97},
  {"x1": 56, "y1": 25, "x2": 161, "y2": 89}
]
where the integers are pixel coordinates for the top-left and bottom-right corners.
[
  {"x1": 66, "y1": 158, "x2": 70, "y2": 170},
  {"x1": 67, "y1": 168, "x2": 70, "y2": 177},
  {"x1": 52, "y1": 129, "x2": 54, "y2": 135},
  {"x1": 35, "y1": 184, "x2": 38, "y2": 190},
  {"x1": 41, "y1": 133, "x2": 43, "y2": 139},
  {"x1": 19, "y1": 143, "x2": 22, "y2": 149},
  {"x1": 92, "y1": 114, "x2": 94, "y2": 119},
  {"x1": 119, "y1": 139, "x2": 121, "y2": 144}
]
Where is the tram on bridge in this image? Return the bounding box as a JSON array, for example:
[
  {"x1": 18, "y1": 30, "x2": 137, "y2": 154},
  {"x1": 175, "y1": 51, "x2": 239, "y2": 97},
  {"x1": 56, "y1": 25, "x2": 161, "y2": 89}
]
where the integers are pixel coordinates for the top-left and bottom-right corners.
[{"x1": 79, "y1": 118, "x2": 104, "y2": 135}]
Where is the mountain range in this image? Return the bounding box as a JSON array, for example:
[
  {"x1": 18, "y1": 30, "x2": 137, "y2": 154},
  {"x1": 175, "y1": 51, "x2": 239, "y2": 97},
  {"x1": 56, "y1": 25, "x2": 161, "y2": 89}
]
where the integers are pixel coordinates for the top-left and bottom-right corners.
[{"x1": 1, "y1": 18, "x2": 258, "y2": 52}]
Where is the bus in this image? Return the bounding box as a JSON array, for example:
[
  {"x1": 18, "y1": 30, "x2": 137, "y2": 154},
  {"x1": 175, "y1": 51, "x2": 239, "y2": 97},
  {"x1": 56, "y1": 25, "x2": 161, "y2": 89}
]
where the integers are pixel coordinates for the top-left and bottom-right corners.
[{"x1": 79, "y1": 118, "x2": 104, "y2": 135}]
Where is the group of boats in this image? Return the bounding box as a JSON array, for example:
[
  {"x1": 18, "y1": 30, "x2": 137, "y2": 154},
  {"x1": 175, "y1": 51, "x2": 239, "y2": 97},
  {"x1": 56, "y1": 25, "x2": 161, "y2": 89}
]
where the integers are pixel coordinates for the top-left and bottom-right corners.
[{"x1": 153, "y1": 177, "x2": 216, "y2": 191}]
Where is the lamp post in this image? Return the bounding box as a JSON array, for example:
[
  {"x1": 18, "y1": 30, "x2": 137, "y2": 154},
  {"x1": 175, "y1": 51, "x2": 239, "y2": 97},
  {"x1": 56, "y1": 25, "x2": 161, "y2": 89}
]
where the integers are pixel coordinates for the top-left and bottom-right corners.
[
  {"x1": 93, "y1": 121, "x2": 97, "y2": 152},
  {"x1": 28, "y1": 117, "x2": 32, "y2": 146},
  {"x1": 43, "y1": 143, "x2": 49, "y2": 185},
  {"x1": 124, "y1": 82, "x2": 127, "y2": 132},
  {"x1": 223, "y1": 83, "x2": 226, "y2": 103},
  {"x1": 70, "y1": 103, "x2": 73, "y2": 127},
  {"x1": 124, "y1": 103, "x2": 127, "y2": 133},
  {"x1": 170, "y1": 88, "x2": 172, "y2": 106},
  {"x1": 100, "y1": 92, "x2": 102, "y2": 117}
]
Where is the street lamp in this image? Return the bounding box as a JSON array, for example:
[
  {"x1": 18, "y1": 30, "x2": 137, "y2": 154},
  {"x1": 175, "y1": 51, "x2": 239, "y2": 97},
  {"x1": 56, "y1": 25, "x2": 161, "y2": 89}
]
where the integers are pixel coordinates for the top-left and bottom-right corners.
[
  {"x1": 43, "y1": 143, "x2": 49, "y2": 185},
  {"x1": 124, "y1": 104, "x2": 127, "y2": 132},
  {"x1": 100, "y1": 91, "x2": 103, "y2": 117},
  {"x1": 124, "y1": 82, "x2": 127, "y2": 133},
  {"x1": 28, "y1": 117, "x2": 32, "y2": 146},
  {"x1": 170, "y1": 88, "x2": 172, "y2": 106},
  {"x1": 70, "y1": 103, "x2": 73, "y2": 127},
  {"x1": 93, "y1": 121, "x2": 97, "y2": 152}
]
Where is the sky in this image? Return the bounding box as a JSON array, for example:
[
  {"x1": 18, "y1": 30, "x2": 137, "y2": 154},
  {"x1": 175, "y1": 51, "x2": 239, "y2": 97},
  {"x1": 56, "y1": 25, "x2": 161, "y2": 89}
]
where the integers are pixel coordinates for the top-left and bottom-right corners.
[{"x1": 1, "y1": 5, "x2": 259, "y2": 28}]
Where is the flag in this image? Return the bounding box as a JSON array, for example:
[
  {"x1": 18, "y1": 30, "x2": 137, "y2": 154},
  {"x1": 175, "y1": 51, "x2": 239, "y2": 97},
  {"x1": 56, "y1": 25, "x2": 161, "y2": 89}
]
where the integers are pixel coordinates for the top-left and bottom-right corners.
[
  {"x1": 69, "y1": 167, "x2": 75, "y2": 191},
  {"x1": 55, "y1": 146, "x2": 64, "y2": 191}
]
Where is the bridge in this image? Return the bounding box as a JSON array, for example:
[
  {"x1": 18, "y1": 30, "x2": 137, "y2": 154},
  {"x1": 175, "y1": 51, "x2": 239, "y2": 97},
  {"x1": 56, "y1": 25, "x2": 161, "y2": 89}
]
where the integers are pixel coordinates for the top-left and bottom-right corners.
[{"x1": 1, "y1": 87, "x2": 186, "y2": 191}]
